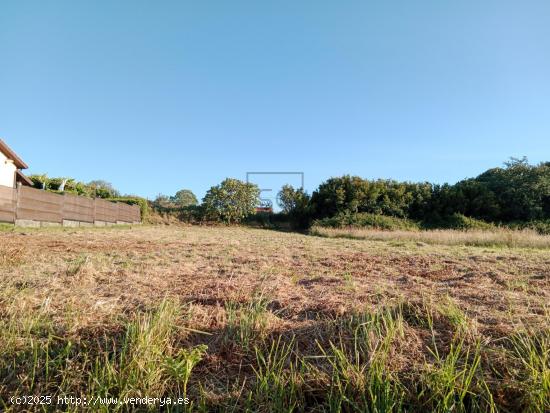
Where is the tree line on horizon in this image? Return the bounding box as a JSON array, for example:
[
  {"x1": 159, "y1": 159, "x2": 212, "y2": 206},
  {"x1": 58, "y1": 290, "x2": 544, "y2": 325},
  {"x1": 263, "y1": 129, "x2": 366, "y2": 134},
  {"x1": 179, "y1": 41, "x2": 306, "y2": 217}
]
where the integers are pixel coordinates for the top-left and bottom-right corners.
[
  {"x1": 295, "y1": 157, "x2": 550, "y2": 227},
  {"x1": 27, "y1": 157, "x2": 550, "y2": 231},
  {"x1": 151, "y1": 157, "x2": 550, "y2": 231}
]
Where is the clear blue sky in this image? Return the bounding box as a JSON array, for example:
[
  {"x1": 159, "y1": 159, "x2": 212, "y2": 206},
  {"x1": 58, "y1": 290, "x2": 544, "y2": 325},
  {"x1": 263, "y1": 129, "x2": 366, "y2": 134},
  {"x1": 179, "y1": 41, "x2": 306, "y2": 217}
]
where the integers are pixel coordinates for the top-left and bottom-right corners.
[{"x1": 1, "y1": 1, "x2": 549, "y2": 201}]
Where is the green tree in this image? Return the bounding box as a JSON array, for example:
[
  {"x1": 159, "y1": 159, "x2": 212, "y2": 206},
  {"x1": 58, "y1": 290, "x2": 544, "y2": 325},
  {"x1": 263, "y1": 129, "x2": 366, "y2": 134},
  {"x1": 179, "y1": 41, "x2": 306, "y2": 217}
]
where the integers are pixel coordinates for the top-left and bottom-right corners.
[
  {"x1": 475, "y1": 158, "x2": 550, "y2": 221},
  {"x1": 310, "y1": 176, "x2": 432, "y2": 220},
  {"x1": 153, "y1": 194, "x2": 173, "y2": 208},
  {"x1": 277, "y1": 184, "x2": 312, "y2": 228},
  {"x1": 202, "y1": 178, "x2": 260, "y2": 224},
  {"x1": 423, "y1": 157, "x2": 550, "y2": 223},
  {"x1": 277, "y1": 185, "x2": 308, "y2": 213},
  {"x1": 310, "y1": 175, "x2": 370, "y2": 218},
  {"x1": 171, "y1": 189, "x2": 198, "y2": 207},
  {"x1": 87, "y1": 180, "x2": 120, "y2": 198}
]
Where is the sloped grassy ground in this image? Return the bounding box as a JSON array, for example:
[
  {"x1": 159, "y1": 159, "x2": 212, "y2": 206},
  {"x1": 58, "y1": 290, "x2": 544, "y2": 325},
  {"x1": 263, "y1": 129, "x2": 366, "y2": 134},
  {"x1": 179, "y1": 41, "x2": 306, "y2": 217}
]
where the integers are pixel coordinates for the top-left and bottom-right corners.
[{"x1": 0, "y1": 225, "x2": 548, "y2": 412}]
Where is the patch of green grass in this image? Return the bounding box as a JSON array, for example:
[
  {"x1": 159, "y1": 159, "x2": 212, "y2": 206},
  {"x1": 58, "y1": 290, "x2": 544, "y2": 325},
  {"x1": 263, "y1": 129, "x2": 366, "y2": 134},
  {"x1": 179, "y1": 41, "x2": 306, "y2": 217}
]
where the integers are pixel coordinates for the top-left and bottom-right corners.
[
  {"x1": 509, "y1": 329, "x2": 550, "y2": 412},
  {"x1": 0, "y1": 300, "x2": 207, "y2": 412},
  {"x1": 421, "y1": 307, "x2": 495, "y2": 413},
  {"x1": 421, "y1": 338, "x2": 492, "y2": 412},
  {"x1": 0, "y1": 223, "x2": 14, "y2": 232},
  {"x1": 249, "y1": 337, "x2": 303, "y2": 412},
  {"x1": 436, "y1": 296, "x2": 471, "y2": 337},
  {"x1": 1, "y1": 257, "x2": 548, "y2": 413},
  {"x1": 87, "y1": 300, "x2": 207, "y2": 407},
  {"x1": 0, "y1": 311, "x2": 76, "y2": 410},
  {"x1": 224, "y1": 296, "x2": 270, "y2": 349},
  {"x1": 289, "y1": 273, "x2": 301, "y2": 285},
  {"x1": 342, "y1": 272, "x2": 356, "y2": 291},
  {"x1": 315, "y1": 307, "x2": 406, "y2": 412},
  {"x1": 66, "y1": 255, "x2": 91, "y2": 277}
]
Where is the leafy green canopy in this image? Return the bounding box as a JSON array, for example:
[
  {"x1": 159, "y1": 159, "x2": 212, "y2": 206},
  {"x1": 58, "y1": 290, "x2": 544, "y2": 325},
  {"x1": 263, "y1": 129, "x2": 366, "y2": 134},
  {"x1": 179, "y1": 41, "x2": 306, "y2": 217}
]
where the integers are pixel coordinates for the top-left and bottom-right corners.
[
  {"x1": 310, "y1": 176, "x2": 432, "y2": 220},
  {"x1": 430, "y1": 158, "x2": 550, "y2": 222},
  {"x1": 276, "y1": 184, "x2": 312, "y2": 229},
  {"x1": 172, "y1": 189, "x2": 198, "y2": 207},
  {"x1": 152, "y1": 189, "x2": 198, "y2": 208},
  {"x1": 307, "y1": 158, "x2": 549, "y2": 224},
  {"x1": 202, "y1": 178, "x2": 260, "y2": 224}
]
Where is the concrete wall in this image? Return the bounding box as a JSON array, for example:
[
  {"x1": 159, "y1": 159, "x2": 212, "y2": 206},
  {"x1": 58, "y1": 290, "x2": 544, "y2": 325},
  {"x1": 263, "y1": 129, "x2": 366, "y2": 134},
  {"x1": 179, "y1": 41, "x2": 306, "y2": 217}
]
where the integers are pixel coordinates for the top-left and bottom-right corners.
[
  {"x1": 13, "y1": 219, "x2": 140, "y2": 228},
  {"x1": 0, "y1": 151, "x2": 16, "y2": 188}
]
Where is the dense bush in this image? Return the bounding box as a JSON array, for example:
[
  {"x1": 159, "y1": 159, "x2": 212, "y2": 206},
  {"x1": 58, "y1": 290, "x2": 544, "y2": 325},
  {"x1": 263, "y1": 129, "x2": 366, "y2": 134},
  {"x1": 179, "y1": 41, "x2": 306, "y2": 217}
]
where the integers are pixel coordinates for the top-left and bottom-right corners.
[
  {"x1": 507, "y1": 219, "x2": 550, "y2": 235},
  {"x1": 425, "y1": 158, "x2": 550, "y2": 223},
  {"x1": 310, "y1": 176, "x2": 433, "y2": 220},
  {"x1": 308, "y1": 158, "x2": 549, "y2": 228},
  {"x1": 149, "y1": 204, "x2": 206, "y2": 225},
  {"x1": 314, "y1": 212, "x2": 420, "y2": 231},
  {"x1": 243, "y1": 211, "x2": 297, "y2": 230},
  {"x1": 422, "y1": 213, "x2": 496, "y2": 231},
  {"x1": 29, "y1": 175, "x2": 88, "y2": 195},
  {"x1": 244, "y1": 211, "x2": 274, "y2": 228},
  {"x1": 176, "y1": 205, "x2": 205, "y2": 223},
  {"x1": 28, "y1": 175, "x2": 120, "y2": 199}
]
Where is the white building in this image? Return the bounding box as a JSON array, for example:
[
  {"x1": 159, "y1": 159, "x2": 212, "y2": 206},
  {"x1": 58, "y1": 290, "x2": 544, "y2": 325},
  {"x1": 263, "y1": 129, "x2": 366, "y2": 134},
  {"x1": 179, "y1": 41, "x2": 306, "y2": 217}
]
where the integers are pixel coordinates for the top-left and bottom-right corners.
[{"x1": 0, "y1": 139, "x2": 32, "y2": 188}]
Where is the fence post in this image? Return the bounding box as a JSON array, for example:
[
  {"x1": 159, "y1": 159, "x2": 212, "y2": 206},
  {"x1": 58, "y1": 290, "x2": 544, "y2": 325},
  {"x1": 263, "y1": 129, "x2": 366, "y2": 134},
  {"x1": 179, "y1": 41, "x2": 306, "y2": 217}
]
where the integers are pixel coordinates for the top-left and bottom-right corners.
[
  {"x1": 14, "y1": 182, "x2": 22, "y2": 223},
  {"x1": 62, "y1": 193, "x2": 66, "y2": 224}
]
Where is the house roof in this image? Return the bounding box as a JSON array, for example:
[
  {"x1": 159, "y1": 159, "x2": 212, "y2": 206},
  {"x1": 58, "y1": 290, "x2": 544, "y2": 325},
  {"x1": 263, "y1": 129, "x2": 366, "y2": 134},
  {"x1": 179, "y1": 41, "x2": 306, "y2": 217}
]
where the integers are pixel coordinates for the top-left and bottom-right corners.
[
  {"x1": 16, "y1": 170, "x2": 33, "y2": 186},
  {"x1": 0, "y1": 138, "x2": 28, "y2": 169}
]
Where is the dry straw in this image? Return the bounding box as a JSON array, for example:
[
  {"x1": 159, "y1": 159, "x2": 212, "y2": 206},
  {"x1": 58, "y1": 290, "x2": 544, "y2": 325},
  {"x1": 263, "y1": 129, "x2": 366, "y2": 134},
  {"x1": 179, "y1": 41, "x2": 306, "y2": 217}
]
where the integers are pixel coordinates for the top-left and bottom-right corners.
[{"x1": 310, "y1": 226, "x2": 550, "y2": 249}]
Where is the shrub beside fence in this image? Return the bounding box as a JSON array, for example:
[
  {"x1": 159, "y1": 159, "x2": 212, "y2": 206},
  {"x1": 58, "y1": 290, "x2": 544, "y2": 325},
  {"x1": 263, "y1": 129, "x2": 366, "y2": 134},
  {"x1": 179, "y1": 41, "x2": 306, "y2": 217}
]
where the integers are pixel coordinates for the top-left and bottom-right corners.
[{"x1": 0, "y1": 185, "x2": 140, "y2": 227}]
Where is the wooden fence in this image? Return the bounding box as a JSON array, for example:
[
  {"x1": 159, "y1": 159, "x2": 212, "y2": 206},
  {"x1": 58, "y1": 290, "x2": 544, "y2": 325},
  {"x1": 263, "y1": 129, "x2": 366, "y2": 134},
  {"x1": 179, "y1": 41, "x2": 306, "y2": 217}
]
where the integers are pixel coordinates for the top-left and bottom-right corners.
[{"x1": 0, "y1": 185, "x2": 140, "y2": 226}]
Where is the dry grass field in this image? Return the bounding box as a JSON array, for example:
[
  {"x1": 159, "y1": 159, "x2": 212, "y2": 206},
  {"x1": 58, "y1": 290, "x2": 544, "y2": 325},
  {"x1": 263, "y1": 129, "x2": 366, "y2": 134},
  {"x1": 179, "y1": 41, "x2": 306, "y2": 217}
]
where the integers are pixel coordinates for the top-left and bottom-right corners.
[
  {"x1": 310, "y1": 225, "x2": 550, "y2": 249},
  {"x1": 0, "y1": 225, "x2": 548, "y2": 412}
]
